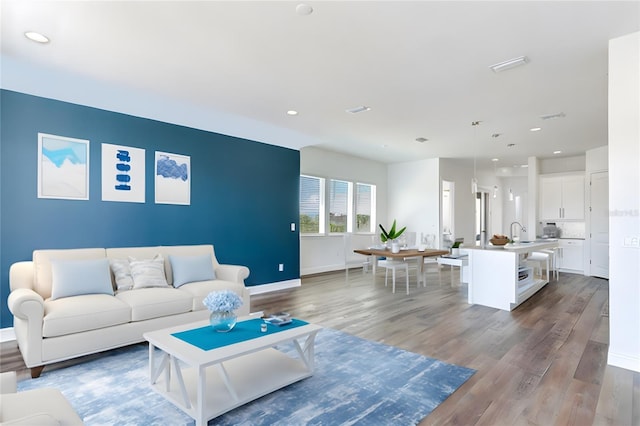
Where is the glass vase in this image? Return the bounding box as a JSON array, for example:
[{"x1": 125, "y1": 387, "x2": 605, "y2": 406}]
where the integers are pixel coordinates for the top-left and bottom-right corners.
[{"x1": 209, "y1": 311, "x2": 237, "y2": 332}]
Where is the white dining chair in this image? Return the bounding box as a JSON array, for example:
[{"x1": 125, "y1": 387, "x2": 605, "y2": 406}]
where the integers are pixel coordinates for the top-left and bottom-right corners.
[{"x1": 378, "y1": 258, "x2": 410, "y2": 294}]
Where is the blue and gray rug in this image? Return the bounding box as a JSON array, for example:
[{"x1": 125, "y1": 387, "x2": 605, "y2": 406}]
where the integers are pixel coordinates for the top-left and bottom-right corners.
[{"x1": 18, "y1": 328, "x2": 475, "y2": 425}]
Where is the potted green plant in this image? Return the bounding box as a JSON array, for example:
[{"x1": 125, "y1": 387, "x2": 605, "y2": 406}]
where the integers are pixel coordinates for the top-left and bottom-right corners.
[
  {"x1": 379, "y1": 220, "x2": 406, "y2": 253},
  {"x1": 451, "y1": 240, "x2": 462, "y2": 256}
]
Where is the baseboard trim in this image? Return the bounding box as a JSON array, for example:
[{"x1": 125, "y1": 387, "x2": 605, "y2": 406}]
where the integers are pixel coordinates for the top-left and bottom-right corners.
[
  {"x1": 608, "y1": 350, "x2": 640, "y2": 373},
  {"x1": 248, "y1": 279, "x2": 301, "y2": 295},
  {"x1": 301, "y1": 264, "x2": 344, "y2": 276},
  {"x1": 1, "y1": 327, "x2": 16, "y2": 343}
]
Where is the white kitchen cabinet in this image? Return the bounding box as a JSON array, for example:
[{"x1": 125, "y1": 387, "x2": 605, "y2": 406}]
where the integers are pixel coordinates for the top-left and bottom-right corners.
[
  {"x1": 539, "y1": 174, "x2": 585, "y2": 220},
  {"x1": 558, "y1": 239, "x2": 584, "y2": 273}
]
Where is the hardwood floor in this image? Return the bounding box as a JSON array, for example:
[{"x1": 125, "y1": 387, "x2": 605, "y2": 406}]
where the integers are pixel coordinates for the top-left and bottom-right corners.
[{"x1": 2, "y1": 268, "x2": 638, "y2": 425}]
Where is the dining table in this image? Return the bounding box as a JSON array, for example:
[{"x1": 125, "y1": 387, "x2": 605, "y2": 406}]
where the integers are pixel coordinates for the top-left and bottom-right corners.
[{"x1": 353, "y1": 247, "x2": 450, "y2": 286}]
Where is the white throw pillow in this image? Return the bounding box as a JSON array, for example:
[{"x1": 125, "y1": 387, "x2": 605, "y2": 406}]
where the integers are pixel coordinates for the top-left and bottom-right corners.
[
  {"x1": 128, "y1": 254, "x2": 169, "y2": 289},
  {"x1": 169, "y1": 254, "x2": 216, "y2": 288},
  {"x1": 109, "y1": 258, "x2": 134, "y2": 291},
  {"x1": 50, "y1": 258, "x2": 114, "y2": 300}
]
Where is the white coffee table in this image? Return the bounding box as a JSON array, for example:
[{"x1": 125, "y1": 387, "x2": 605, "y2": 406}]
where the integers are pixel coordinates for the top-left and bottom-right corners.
[{"x1": 143, "y1": 318, "x2": 322, "y2": 426}]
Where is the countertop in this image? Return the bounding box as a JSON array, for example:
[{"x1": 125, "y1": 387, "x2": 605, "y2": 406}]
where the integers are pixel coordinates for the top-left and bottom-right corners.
[{"x1": 467, "y1": 239, "x2": 559, "y2": 253}]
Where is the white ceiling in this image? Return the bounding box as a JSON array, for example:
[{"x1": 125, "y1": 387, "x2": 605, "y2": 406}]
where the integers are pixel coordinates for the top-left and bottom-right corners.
[{"x1": 2, "y1": 1, "x2": 639, "y2": 170}]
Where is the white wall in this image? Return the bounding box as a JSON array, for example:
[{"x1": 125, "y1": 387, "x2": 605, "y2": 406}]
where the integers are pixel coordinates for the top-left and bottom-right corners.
[
  {"x1": 387, "y1": 158, "x2": 440, "y2": 246},
  {"x1": 501, "y1": 176, "x2": 530, "y2": 240},
  {"x1": 608, "y1": 32, "x2": 640, "y2": 372},
  {"x1": 299, "y1": 147, "x2": 387, "y2": 275}
]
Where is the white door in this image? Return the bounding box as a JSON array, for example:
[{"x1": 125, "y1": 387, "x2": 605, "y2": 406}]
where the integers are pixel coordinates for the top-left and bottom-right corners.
[{"x1": 589, "y1": 171, "x2": 609, "y2": 278}]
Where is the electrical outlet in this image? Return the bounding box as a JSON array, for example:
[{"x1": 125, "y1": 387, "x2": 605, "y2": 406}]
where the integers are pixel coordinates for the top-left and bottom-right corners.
[
  {"x1": 291, "y1": 223, "x2": 296, "y2": 232},
  {"x1": 278, "y1": 263, "x2": 284, "y2": 272}
]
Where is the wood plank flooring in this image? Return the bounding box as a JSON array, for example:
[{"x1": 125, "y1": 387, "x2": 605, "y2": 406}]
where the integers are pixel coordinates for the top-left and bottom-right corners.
[{"x1": 2, "y1": 267, "x2": 638, "y2": 425}]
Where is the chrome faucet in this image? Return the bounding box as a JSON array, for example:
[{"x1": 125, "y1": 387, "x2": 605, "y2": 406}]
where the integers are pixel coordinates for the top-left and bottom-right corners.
[{"x1": 510, "y1": 221, "x2": 526, "y2": 241}]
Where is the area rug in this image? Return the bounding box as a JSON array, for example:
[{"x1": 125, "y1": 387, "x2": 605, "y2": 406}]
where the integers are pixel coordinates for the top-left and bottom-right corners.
[{"x1": 18, "y1": 328, "x2": 475, "y2": 425}]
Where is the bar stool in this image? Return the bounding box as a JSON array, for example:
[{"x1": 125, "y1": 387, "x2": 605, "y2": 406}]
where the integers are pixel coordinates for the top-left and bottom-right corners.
[
  {"x1": 525, "y1": 252, "x2": 550, "y2": 282},
  {"x1": 540, "y1": 247, "x2": 560, "y2": 280}
]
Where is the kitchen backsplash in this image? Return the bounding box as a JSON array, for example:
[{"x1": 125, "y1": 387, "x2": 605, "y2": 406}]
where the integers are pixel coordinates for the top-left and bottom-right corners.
[{"x1": 556, "y1": 222, "x2": 586, "y2": 239}]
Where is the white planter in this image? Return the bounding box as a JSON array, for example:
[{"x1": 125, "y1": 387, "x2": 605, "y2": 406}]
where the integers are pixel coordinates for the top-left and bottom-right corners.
[{"x1": 391, "y1": 242, "x2": 400, "y2": 253}]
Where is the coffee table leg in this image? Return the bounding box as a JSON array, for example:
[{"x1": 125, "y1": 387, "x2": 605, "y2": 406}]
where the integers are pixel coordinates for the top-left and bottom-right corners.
[
  {"x1": 196, "y1": 365, "x2": 206, "y2": 426},
  {"x1": 293, "y1": 331, "x2": 318, "y2": 372}
]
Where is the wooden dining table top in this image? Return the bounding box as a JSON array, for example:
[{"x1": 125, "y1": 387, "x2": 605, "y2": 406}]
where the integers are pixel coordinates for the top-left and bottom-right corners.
[{"x1": 354, "y1": 247, "x2": 449, "y2": 259}]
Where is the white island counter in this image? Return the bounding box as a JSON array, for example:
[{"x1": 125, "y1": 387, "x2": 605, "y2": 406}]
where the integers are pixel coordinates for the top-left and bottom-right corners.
[{"x1": 466, "y1": 240, "x2": 559, "y2": 311}]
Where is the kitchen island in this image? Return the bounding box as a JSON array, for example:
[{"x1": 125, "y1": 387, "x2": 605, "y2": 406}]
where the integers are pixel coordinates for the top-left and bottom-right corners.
[{"x1": 467, "y1": 240, "x2": 559, "y2": 311}]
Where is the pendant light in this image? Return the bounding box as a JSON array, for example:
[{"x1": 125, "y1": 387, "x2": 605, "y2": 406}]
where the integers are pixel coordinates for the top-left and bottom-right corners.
[
  {"x1": 492, "y1": 158, "x2": 499, "y2": 198},
  {"x1": 471, "y1": 121, "x2": 480, "y2": 194}
]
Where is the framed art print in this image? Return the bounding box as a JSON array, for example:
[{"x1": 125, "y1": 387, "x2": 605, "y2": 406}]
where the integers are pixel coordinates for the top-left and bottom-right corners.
[
  {"x1": 101, "y1": 143, "x2": 146, "y2": 203},
  {"x1": 37, "y1": 133, "x2": 89, "y2": 200},
  {"x1": 155, "y1": 151, "x2": 190, "y2": 205}
]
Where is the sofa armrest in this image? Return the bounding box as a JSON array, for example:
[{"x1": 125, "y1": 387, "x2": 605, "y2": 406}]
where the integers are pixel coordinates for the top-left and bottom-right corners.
[
  {"x1": 0, "y1": 371, "x2": 17, "y2": 394},
  {"x1": 215, "y1": 264, "x2": 250, "y2": 283},
  {"x1": 9, "y1": 261, "x2": 35, "y2": 292},
  {"x1": 7, "y1": 289, "x2": 44, "y2": 321},
  {"x1": 7, "y1": 289, "x2": 44, "y2": 368}
]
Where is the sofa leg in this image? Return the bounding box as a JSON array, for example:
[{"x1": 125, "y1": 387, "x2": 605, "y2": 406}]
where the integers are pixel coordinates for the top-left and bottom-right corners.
[{"x1": 30, "y1": 366, "x2": 45, "y2": 378}]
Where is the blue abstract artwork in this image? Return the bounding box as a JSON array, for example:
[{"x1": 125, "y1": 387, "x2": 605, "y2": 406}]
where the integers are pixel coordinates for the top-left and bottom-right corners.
[
  {"x1": 37, "y1": 133, "x2": 89, "y2": 200},
  {"x1": 155, "y1": 151, "x2": 190, "y2": 205},
  {"x1": 101, "y1": 143, "x2": 145, "y2": 203}
]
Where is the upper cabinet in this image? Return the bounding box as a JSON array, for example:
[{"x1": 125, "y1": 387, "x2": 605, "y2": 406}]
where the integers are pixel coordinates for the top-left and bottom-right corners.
[{"x1": 539, "y1": 174, "x2": 585, "y2": 220}]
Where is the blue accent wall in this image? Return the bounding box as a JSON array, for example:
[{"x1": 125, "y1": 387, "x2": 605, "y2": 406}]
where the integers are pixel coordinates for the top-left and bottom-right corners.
[{"x1": 0, "y1": 90, "x2": 300, "y2": 327}]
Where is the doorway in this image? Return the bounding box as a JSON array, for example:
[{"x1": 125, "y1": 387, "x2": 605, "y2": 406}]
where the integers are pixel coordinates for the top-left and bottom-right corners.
[
  {"x1": 442, "y1": 180, "x2": 454, "y2": 248},
  {"x1": 475, "y1": 190, "x2": 490, "y2": 246}
]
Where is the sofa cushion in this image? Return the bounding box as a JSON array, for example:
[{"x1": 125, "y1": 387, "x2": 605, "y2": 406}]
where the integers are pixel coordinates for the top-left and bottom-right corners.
[
  {"x1": 177, "y1": 280, "x2": 246, "y2": 311},
  {"x1": 50, "y1": 258, "x2": 113, "y2": 300},
  {"x1": 115, "y1": 287, "x2": 192, "y2": 321},
  {"x1": 33, "y1": 248, "x2": 107, "y2": 299},
  {"x1": 129, "y1": 255, "x2": 169, "y2": 289},
  {"x1": 43, "y1": 294, "x2": 130, "y2": 338},
  {"x1": 109, "y1": 258, "x2": 134, "y2": 291},
  {"x1": 169, "y1": 254, "x2": 216, "y2": 288}
]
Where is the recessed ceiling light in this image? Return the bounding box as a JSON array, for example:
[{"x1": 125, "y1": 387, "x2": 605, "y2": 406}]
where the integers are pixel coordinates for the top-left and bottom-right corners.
[
  {"x1": 24, "y1": 31, "x2": 49, "y2": 43},
  {"x1": 530, "y1": 127, "x2": 542, "y2": 132},
  {"x1": 286, "y1": 110, "x2": 298, "y2": 116},
  {"x1": 296, "y1": 4, "x2": 313, "y2": 15},
  {"x1": 489, "y1": 56, "x2": 529, "y2": 73},
  {"x1": 415, "y1": 137, "x2": 428, "y2": 143},
  {"x1": 521, "y1": 164, "x2": 529, "y2": 168},
  {"x1": 553, "y1": 150, "x2": 562, "y2": 154},
  {"x1": 540, "y1": 112, "x2": 566, "y2": 120},
  {"x1": 346, "y1": 106, "x2": 371, "y2": 114},
  {"x1": 507, "y1": 143, "x2": 516, "y2": 148},
  {"x1": 491, "y1": 158, "x2": 499, "y2": 162},
  {"x1": 491, "y1": 133, "x2": 501, "y2": 138}
]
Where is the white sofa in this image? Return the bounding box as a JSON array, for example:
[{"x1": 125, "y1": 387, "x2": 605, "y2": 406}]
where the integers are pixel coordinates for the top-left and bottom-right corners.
[
  {"x1": 8, "y1": 245, "x2": 250, "y2": 378},
  {"x1": 0, "y1": 371, "x2": 84, "y2": 425}
]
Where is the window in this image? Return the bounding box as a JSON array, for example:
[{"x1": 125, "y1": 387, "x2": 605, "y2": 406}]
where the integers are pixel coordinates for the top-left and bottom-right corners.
[
  {"x1": 299, "y1": 175, "x2": 375, "y2": 235},
  {"x1": 355, "y1": 183, "x2": 376, "y2": 233},
  {"x1": 300, "y1": 175, "x2": 325, "y2": 234},
  {"x1": 329, "y1": 179, "x2": 351, "y2": 233}
]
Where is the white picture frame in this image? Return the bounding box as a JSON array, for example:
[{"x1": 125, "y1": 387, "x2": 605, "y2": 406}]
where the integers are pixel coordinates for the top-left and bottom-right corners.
[
  {"x1": 155, "y1": 151, "x2": 190, "y2": 205},
  {"x1": 101, "y1": 143, "x2": 146, "y2": 203},
  {"x1": 37, "y1": 133, "x2": 90, "y2": 200}
]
